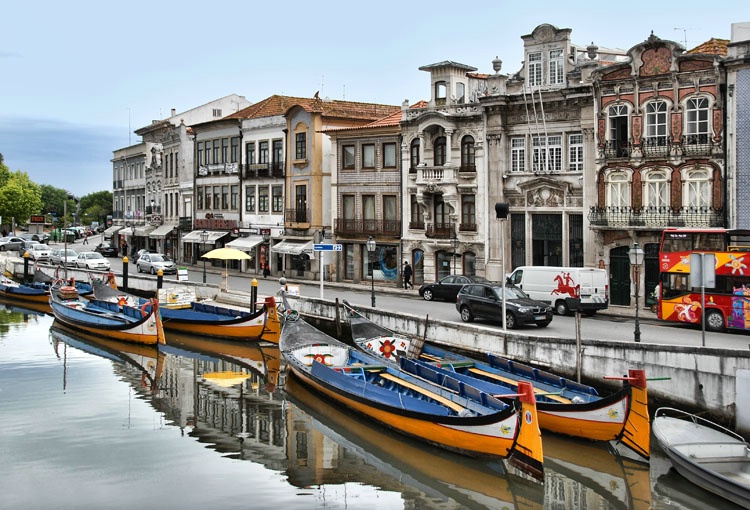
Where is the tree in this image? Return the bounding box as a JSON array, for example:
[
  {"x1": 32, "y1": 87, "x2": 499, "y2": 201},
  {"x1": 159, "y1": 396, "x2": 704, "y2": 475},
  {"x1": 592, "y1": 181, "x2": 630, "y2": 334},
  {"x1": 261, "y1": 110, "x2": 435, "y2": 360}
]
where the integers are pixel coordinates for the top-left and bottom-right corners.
[
  {"x1": 80, "y1": 190, "x2": 113, "y2": 226},
  {"x1": 0, "y1": 170, "x2": 43, "y2": 227}
]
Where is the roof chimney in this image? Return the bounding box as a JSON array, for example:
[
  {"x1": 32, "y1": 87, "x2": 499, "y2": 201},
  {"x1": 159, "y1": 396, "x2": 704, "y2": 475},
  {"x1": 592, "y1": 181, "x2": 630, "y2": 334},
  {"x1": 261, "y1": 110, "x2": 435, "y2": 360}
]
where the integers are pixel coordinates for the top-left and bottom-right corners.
[{"x1": 171, "y1": 108, "x2": 176, "y2": 117}]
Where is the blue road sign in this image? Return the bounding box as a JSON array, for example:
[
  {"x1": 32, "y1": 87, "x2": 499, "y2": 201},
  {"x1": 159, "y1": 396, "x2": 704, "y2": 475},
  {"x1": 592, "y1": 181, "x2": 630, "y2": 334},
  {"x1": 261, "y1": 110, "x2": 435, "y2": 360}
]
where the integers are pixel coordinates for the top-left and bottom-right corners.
[{"x1": 313, "y1": 244, "x2": 343, "y2": 251}]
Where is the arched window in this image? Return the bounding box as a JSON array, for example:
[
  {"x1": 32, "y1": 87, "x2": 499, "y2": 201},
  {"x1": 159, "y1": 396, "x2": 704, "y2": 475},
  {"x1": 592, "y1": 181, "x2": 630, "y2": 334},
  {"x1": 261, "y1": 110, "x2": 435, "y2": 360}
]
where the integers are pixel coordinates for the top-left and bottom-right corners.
[
  {"x1": 460, "y1": 135, "x2": 475, "y2": 171},
  {"x1": 643, "y1": 169, "x2": 669, "y2": 209},
  {"x1": 455, "y1": 82, "x2": 465, "y2": 104},
  {"x1": 644, "y1": 100, "x2": 668, "y2": 146},
  {"x1": 683, "y1": 168, "x2": 710, "y2": 208},
  {"x1": 410, "y1": 139, "x2": 420, "y2": 173},
  {"x1": 608, "y1": 104, "x2": 629, "y2": 157},
  {"x1": 435, "y1": 81, "x2": 447, "y2": 106},
  {"x1": 606, "y1": 171, "x2": 631, "y2": 207},
  {"x1": 434, "y1": 136, "x2": 446, "y2": 166}
]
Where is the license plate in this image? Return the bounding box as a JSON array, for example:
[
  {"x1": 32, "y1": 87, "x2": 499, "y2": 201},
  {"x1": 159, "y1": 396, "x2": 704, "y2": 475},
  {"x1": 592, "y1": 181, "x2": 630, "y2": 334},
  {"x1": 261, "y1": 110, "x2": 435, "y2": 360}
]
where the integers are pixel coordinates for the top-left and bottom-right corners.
[{"x1": 535, "y1": 315, "x2": 545, "y2": 321}]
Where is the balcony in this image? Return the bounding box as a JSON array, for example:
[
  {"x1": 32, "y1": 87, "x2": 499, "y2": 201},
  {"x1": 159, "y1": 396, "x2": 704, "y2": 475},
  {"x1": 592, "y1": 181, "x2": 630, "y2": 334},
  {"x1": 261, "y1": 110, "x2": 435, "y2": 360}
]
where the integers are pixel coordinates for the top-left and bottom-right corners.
[
  {"x1": 415, "y1": 166, "x2": 458, "y2": 187},
  {"x1": 197, "y1": 163, "x2": 239, "y2": 176},
  {"x1": 459, "y1": 222, "x2": 477, "y2": 232},
  {"x1": 641, "y1": 136, "x2": 669, "y2": 157},
  {"x1": 145, "y1": 205, "x2": 162, "y2": 215},
  {"x1": 334, "y1": 218, "x2": 400, "y2": 236},
  {"x1": 408, "y1": 220, "x2": 425, "y2": 230},
  {"x1": 603, "y1": 140, "x2": 631, "y2": 159},
  {"x1": 459, "y1": 164, "x2": 476, "y2": 173},
  {"x1": 425, "y1": 223, "x2": 455, "y2": 239},
  {"x1": 588, "y1": 206, "x2": 724, "y2": 228},
  {"x1": 285, "y1": 208, "x2": 310, "y2": 225},
  {"x1": 242, "y1": 163, "x2": 270, "y2": 179},
  {"x1": 681, "y1": 134, "x2": 712, "y2": 156}
]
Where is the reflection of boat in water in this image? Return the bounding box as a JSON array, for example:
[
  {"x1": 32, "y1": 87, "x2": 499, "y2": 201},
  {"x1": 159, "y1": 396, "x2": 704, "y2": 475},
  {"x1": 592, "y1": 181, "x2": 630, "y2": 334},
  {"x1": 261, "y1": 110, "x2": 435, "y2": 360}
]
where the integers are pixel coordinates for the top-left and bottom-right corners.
[
  {"x1": 0, "y1": 296, "x2": 50, "y2": 316},
  {"x1": 49, "y1": 321, "x2": 165, "y2": 391},
  {"x1": 284, "y1": 375, "x2": 544, "y2": 510},
  {"x1": 163, "y1": 333, "x2": 281, "y2": 392},
  {"x1": 286, "y1": 375, "x2": 653, "y2": 510}
]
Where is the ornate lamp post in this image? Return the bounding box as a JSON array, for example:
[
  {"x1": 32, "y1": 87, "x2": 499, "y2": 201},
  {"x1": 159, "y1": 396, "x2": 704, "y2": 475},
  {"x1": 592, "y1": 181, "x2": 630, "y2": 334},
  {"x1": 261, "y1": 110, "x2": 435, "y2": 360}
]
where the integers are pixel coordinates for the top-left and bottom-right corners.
[
  {"x1": 451, "y1": 232, "x2": 459, "y2": 275},
  {"x1": 628, "y1": 242, "x2": 645, "y2": 343},
  {"x1": 366, "y1": 236, "x2": 376, "y2": 307},
  {"x1": 200, "y1": 229, "x2": 209, "y2": 284}
]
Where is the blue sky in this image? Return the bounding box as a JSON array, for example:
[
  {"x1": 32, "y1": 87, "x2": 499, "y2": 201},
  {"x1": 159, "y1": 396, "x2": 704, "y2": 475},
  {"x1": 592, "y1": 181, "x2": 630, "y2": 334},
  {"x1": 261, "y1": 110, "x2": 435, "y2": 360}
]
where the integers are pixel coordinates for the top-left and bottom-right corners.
[{"x1": 1, "y1": 1, "x2": 747, "y2": 196}]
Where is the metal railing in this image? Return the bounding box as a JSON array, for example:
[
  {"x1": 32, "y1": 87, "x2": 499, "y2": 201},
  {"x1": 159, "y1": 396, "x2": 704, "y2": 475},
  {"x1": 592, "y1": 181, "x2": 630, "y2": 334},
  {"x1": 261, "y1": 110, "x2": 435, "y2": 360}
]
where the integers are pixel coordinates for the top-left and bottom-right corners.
[{"x1": 588, "y1": 206, "x2": 724, "y2": 227}]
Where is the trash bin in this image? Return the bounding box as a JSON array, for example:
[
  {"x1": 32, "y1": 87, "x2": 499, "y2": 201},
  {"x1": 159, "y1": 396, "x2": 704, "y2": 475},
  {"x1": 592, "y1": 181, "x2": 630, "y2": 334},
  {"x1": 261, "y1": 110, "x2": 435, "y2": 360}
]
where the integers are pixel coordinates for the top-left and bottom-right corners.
[{"x1": 65, "y1": 233, "x2": 75, "y2": 243}]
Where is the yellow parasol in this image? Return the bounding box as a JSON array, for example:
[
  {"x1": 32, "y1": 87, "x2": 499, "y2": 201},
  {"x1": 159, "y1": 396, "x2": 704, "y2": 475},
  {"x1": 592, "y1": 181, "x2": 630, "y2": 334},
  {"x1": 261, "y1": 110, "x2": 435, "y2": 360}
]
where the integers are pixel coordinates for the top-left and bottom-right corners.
[
  {"x1": 202, "y1": 370, "x2": 251, "y2": 388},
  {"x1": 201, "y1": 247, "x2": 251, "y2": 290}
]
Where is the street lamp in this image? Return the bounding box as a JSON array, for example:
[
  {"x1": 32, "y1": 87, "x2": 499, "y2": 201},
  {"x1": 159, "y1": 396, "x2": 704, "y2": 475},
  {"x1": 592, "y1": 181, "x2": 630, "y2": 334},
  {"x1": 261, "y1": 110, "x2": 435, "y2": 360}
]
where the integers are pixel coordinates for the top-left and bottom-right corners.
[
  {"x1": 628, "y1": 242, "x2": 645, "y2": 343},
  {"x1": 200, "y1": 229, "x2": 209, "y2": 284},
  {"x1": 451, "y1": 233, "x2": 459, "y2": 275},
  {"x1": 366, "y1": 236, "x2": 376, "y2": 307}
]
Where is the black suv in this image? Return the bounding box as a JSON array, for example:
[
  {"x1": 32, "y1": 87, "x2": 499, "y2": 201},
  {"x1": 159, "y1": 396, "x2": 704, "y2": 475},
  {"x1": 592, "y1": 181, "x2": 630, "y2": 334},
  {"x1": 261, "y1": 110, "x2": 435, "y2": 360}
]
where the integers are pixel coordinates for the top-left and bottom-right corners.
[{"x1": 456, "y1": 283, "x2": 553, "y2": 329}]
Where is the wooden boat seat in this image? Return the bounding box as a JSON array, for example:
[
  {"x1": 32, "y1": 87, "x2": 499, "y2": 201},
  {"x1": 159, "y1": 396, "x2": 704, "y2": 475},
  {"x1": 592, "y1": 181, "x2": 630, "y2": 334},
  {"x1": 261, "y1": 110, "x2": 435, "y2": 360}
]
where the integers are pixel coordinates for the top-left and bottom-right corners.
[
  {"x1": 468, "y1": 367, "x2": 571, "y2": 404},
  {"x1": 379, "y1": 372, "x2": 466, "y2": 413}
]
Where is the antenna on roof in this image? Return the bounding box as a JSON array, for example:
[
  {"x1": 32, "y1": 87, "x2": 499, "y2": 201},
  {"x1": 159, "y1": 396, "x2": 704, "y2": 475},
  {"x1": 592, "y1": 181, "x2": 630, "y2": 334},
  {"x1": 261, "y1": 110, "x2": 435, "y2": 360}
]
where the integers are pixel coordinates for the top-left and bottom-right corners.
[{"x1": 674, "y1": 27, "x2": 692, "y2": 47}]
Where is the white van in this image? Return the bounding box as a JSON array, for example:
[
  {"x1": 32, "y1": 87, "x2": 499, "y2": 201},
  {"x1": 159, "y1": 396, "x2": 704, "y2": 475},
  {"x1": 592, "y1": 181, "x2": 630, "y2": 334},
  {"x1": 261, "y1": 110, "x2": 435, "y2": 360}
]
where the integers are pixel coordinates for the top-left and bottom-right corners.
[{"x1": 507, "y1": 266, "x2": 609, "y2": 315}]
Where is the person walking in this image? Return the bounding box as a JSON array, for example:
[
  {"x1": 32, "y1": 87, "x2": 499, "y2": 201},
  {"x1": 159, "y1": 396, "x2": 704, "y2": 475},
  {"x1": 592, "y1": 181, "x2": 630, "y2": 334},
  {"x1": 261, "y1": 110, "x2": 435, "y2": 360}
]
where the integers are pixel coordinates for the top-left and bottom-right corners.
[
  {"x1": 403, "y1": 261, "x2": 413, "y2": 290},
  {"x1": 83, "y1": 232, "x2": 89, "y2": 244}
]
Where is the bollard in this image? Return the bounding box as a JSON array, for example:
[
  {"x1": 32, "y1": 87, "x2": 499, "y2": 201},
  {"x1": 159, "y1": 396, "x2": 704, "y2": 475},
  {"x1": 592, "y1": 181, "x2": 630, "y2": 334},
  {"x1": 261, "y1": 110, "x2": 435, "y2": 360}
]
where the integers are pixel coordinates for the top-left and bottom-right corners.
[
  {"x1": 157, "y1": 269, "x2": 163, "y2": 290},
  {"x1": 251, "y1": 278, "x2": 258, "y2": 313},
  {"x1": 122, "y1": 256, "x2": 129, "y2": 290},
  {"x1": 23, "y1": 252, "x2": 30, "y2": 283}
]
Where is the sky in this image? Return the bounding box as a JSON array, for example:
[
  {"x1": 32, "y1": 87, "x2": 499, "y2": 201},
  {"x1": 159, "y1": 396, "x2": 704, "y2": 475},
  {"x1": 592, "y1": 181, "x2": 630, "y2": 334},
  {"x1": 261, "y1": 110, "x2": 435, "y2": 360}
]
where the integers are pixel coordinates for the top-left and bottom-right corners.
[{"x1": 1, "y1": 1, "x2": 748, "y2": 196}]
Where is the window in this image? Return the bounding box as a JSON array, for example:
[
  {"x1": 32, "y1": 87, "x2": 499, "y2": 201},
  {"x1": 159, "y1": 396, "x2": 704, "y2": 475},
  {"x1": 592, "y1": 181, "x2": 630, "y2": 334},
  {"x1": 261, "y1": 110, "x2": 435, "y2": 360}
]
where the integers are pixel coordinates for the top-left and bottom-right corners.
[
  {"x1": 606, "y1": 172, "x2": 631, "y2": 207},
  {"x1": 259, "y1": 141, "x2": 269, "y2": 165},
  {"x1": 549, "y1": 49, "x2": 564, "y2": 85},
  {"x1": 383, "y1": 142, "x2": 397, "y2": 168},
  {"x1": 272, "y1": 139, "x2": 283, "y2": 168},
  {"x1": 205, "y1": 187, "x2": 212, "y2": 209},
  {"x1": 230, "y1": 137, "x2": 239, "y2": 163},
  {"x1": 197, "y1": 145, "x2": 203, "y2": 167},
  {"x1": 213, "y1": 186, "x2": 220, "y2": 211},
  {"x1": 258, "y1": 186, "x2": 269, "y2": 213},
  {"x1": 685, "y1": 97, "x2": 710, "y2": 143},
  {"x1": 608, "y1": 104, "x2": 629, "y2": 155},
  {"x1": 272, "y1": 185, "x2": 283, "y2": 213},
  {"x1": 245, "y1": 142, "x2": 255, "y2": 165},
  {"x1": 644, "y1": 169, "x2": 669, "y2": 208},
  {"x1": 363, "y1": 195, "x2": 375, "y2": 231},
  {"x1": 460, "y1": 136, "x2": 475, "y2": 171},
  {"x1": 231, "y1": 185, "x2": 238, "y2": 210},
  {"x1": 434, "y1": 137, "x2": 446, "y2": 166},
  {"x1": 410, "y1": 194, "x2": 423, "y2": 227},
  {"x1": 455, "y1": 83, "x2": 465, "y2": 104},
  {"x1": 197, "y1": 186, "x2": 203, "y2": 209},
  {"x1": 213, "y1": 140, "x2": 220, "y2": 164},
  {"x1": 410, "y1": 139, "x2": 420, "y2": 171},
  {"x1": 383, "y1": 195, "x2": 397, "y2": 221},
  {"x1": 221, "y1": 185, "x2": 229, "y2": 209},
  {"x1": 342, "y1": 145, "x2": 355, "y2": 169},
  {"x1": 362, "y1": 144, "x2": 375, "y2": 169},
  {"x1": 568, "y1": 134, "x2": 583, "y2": 172},
  {"x1": 295, "y1": 185, "x2": 307, "y2": 222},
  {"x1": 461, "y1": 195, "x2": 476, "y2": 230},
  {"x1": 435, "y1": 81, "x2": 447, "y2": 105},
  {"x1": 342, "y1": 195, "x2": 355, "y2": 220},
  {"x1": 434, "y1": 195, "x2": 449, "y2": 224},
  {"x1": 645, "y1": 101, "x2": 668, "y2": 144},
  {"x1": 532, "y1": 135, "x2": 562, "y2": 172},
  {"x1": 245, "y1": 186, "x2": 256, "y2": 213},
  {"x1": 683, "y1": 168, "x2": 710, "y2": 208},
  {"x1": 205, "y1": 141, "x2": 212, "y2": 164},
  {"x1": 295, "y1": 132, "x2": 307, "y2": 160},
  {"x1": 528, "y1": 52, "x2": 542, "y2": 87},
  {"x1": 511, "y1": 137, "x2": 526, "y2": 172}
]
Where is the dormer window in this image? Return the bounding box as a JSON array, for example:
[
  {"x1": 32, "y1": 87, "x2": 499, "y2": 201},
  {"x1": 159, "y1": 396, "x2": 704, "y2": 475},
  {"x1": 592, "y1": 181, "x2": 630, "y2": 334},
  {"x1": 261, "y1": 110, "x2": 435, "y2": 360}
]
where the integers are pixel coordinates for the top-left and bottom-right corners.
[
  {"x1": 435, "y1": 81, "x2": 447, "y2": 106},
  {"x1": 549, "y1": 49, "x2": 564, "y2": 85},
  {"x1": 528, "y1": 52, "x2": 542, "y2": 87}
]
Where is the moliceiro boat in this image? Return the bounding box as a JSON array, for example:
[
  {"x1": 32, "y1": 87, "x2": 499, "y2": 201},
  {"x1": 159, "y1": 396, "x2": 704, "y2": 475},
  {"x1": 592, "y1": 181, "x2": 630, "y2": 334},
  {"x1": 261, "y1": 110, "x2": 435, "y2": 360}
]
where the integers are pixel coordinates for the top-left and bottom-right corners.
[
  {"x1": 0, "y1": 272, "x2": 92, "y2": 304},
  {"x1": 279, "y1": 305, "x2": 544, "y2": 478},
  {"x1": 49, "y1": 283, "x2": 165, "y2": 345},
  {"x1": 343, "y1": 300, "x2": 650, "y2": 460},
  {"x1": 653, "y1": 407, "x2": 750, "y2": 508}
]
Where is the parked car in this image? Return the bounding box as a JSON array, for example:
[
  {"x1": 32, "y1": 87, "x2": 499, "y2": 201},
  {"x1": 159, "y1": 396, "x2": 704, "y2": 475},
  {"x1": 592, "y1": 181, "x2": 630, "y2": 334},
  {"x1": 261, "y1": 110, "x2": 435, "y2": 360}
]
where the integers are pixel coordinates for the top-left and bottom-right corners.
[
  {"x1": 94, "y1": 242, "x2": 119, "y2": 257},
  {"x1": 50, "y1": 248, "x2": 79, "y2": 266},
  {"x1": 456, "y1": 283, "x2": 554, "y2": 329},
  {"x1": 0, "y1": 236, "x2": 25, "y2": 251},
  {"x1": 19, "y1": 232, "x2": 50, "y2": 244},
  {"x1": 418, "y1": 275, "x2": 489, "y2": 302},
  {"x1": 75, "y1": 251, "x2": 111, "y2": 271},
  {"x1": 27, "y1": 243, "x2": 52, "y2": 262},
  {"x1": 18, "y1": 240, "x2": 36, "y2": 258},
  {"x1": 136, "y1": 253, "x2": 177, "y2": 275}
]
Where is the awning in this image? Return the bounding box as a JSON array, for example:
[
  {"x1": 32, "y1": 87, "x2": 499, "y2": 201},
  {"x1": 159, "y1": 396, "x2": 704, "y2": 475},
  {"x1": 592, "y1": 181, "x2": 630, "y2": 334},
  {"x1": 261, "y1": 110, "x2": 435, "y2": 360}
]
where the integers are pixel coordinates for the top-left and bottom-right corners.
[
  {"x1": 149, "y1": 224, "x2": 175, "y2": 239},
  {"x1": 119, "y1": 227, "x2": 134, "y2": 236},
  {"x1": 271, "y1": 240, "x2": 314, "y2": 256},
  {"x1": 225, "y1": 235, "x2": 264, "y2": 252},
  {"x1": 134, "y1": 225, "x2": 156, "y2": 237},
  {"x1": 103, "y1": 225, "x2": 122, "y2": 236},
  {"x1": 182, "y1": 230, "x2": 229, "y2": 244}
]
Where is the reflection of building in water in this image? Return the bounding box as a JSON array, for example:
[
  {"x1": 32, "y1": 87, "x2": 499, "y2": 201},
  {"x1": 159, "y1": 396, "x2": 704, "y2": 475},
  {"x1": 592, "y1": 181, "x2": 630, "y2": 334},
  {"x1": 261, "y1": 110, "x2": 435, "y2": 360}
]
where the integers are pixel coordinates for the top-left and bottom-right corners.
[{"x1": 153, "y1": 348, "x2": 286, "y2": 467}]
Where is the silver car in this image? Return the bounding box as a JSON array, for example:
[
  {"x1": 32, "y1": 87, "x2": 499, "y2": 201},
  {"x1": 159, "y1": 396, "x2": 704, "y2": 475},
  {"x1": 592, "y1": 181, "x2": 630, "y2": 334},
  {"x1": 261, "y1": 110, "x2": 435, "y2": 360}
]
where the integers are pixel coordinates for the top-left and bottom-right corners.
[
  {"x1": 0, "y1": 236, "x2": 25, "y2": 251},
  {"x1": 75, "y1": 251, "x2": 111, "y2": 271},
  {"x1": 50, "y1": 248, "x2": 79, "y2": 266},
  {"x1": 27, "y1": 243, "x2": 52, "y2": 262},
  {"x1": 136, "y1": 252, "x2": 177, "y2": 275}
]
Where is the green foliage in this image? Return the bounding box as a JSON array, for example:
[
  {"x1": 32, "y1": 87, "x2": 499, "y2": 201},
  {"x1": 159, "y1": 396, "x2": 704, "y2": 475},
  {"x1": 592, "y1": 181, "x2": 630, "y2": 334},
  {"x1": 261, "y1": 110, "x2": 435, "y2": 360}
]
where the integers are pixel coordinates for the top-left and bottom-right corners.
[{"x1": 0, "y1": 170, "x2": 43, "y2": 225}]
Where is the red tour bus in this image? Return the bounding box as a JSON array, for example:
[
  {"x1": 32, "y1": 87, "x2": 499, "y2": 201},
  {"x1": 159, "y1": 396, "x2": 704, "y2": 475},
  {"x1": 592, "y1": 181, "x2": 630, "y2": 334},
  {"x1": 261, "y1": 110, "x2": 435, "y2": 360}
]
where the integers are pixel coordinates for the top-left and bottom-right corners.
[{"x1": 658, "y1": 228, "x2": 750, "y2": 332}]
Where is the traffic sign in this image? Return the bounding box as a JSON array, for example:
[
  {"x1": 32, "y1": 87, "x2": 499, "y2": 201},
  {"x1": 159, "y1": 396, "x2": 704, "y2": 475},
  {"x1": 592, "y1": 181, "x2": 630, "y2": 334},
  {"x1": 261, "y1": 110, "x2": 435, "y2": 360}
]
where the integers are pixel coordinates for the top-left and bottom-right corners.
[{"x1": 313, "y1": 243, "x2": 343, "y2": 251}]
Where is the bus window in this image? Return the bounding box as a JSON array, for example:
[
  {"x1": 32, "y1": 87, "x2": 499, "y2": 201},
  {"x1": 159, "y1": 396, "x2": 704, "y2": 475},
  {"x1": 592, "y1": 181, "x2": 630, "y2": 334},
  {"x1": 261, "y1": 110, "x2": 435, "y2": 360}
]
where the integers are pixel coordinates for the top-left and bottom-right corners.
[
  {"x1": 662, "y1": 273, "x2": 690, "y2": 300},
  {"x1": 694, "y1": 233, "x2": 725, "y2": 251}
]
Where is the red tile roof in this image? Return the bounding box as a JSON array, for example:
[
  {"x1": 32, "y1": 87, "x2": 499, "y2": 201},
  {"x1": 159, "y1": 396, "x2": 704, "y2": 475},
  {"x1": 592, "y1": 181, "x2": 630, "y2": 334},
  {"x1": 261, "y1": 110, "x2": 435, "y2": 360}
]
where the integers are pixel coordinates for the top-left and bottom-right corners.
[
  {"x1": 224, "y1": 95, "x2": 309, "y2": 119},
  {"x1": 687, "y1": 38, "x2": 729, "y2": 56}
]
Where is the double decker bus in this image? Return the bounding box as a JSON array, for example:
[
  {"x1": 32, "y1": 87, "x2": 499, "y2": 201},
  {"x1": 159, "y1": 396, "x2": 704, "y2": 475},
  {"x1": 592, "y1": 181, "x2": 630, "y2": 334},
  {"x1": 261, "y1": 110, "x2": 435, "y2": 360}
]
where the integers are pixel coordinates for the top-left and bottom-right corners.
[{"x1": 658, "y1": 228, "x2": 750, "y2": 332}]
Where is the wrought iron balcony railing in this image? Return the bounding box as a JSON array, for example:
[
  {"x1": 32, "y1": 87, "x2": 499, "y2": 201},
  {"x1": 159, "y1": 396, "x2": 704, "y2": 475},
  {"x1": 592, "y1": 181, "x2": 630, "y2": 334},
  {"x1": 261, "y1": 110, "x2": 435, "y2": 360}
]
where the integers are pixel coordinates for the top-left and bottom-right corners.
[
  {"x1": 588, "y1": 206, "x2": 724, "y2": 228},
  {"x1": 425, "y1": 223, "x2": 455, "y2": 239},
  {"x1": 603, "y1": 140, "x2": 630, "y2": 159},
  {"x1": 681, "y1": 134, "x2": 712, "y2": 156},
  {"x1": 285, "y1": 208, "x2": 310, "y2": 224},
  {"x1": 334, "y1": 218, "x2": 400, "y2": 236}
]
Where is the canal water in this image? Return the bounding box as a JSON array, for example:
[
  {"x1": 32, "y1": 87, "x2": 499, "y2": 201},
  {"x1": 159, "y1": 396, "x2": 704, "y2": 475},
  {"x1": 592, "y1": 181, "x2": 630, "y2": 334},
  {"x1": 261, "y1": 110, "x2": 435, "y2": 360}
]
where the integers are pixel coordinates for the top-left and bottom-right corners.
[{"x1": 0, "y1": 301, "x2": 740, "y2": 510}]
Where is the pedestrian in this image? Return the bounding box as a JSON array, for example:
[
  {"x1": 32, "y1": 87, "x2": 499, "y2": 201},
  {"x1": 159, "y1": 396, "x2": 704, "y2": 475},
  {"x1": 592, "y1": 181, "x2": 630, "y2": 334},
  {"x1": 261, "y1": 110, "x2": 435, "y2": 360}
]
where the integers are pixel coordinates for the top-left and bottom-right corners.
[
  {"x1": 403, "y1": 261, "x2": 413, "y2": 290},
  {"x1": 263, "y1": 263, "x2": 270, "y2": 279},
  {"x1": 83, "y1": 232, "x2": 89, "y2": 244},
  {"x1": 122, "y1": 241, "x2": 128, "y2": 257}
]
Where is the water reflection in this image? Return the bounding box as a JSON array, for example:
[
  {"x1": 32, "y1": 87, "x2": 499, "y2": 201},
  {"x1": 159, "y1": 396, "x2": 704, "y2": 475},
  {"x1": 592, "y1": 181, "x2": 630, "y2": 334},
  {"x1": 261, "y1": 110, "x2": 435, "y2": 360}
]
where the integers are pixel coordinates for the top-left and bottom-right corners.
[{"x1": 0, "y1": 310, "x2": 735, "y2": 510}]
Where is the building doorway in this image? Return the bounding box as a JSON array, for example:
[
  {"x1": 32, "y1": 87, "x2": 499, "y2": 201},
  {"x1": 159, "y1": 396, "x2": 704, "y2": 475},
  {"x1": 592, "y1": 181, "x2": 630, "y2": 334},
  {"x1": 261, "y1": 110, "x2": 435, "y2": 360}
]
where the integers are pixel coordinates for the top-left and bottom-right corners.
[{"x1": 609, "y1": 245, "x2": 631, "y2": 306}]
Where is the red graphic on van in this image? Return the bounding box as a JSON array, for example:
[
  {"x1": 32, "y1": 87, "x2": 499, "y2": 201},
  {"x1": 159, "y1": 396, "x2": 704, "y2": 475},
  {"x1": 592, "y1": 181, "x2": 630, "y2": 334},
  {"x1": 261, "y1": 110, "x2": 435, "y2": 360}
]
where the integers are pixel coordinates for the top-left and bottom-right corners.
[{"x1": 552, "y1": 272, "x2": 579, "y2": 297}]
